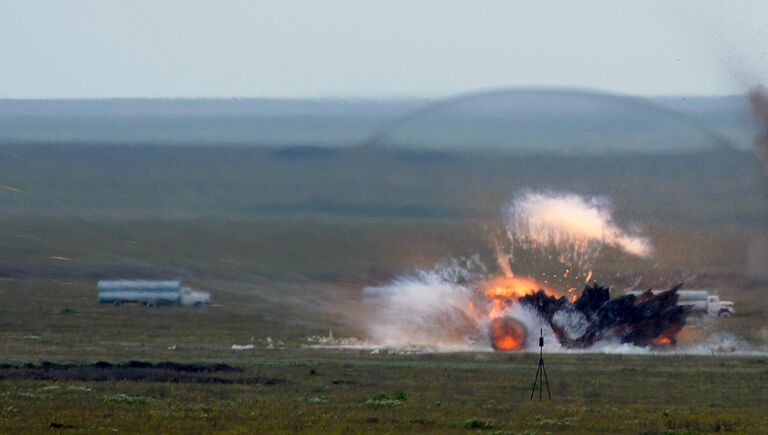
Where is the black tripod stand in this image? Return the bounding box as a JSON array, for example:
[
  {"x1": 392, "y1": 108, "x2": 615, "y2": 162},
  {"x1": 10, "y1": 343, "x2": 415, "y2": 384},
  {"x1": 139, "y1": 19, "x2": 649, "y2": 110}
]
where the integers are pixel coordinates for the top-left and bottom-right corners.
[{"x1": 530, "y1": 328, "x2": 551, "y2": 400}]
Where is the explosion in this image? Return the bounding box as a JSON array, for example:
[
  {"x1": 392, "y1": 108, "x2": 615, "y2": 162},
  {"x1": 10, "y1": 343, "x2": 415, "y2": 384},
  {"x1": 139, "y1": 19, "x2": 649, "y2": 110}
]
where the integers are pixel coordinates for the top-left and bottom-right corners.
[
  {"x1": 364, "y1": 269, "x2": 687, "y2": 352},
  {"x1": 361, "y1": 191, "x2": 712, "y2": 353}
]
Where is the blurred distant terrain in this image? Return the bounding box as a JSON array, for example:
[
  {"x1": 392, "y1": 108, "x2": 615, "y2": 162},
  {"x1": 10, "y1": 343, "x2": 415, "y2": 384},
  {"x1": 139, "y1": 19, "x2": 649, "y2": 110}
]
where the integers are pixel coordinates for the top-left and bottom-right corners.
[{"x1": 0, "y1": 93, "x2": 758, "y2": 148}]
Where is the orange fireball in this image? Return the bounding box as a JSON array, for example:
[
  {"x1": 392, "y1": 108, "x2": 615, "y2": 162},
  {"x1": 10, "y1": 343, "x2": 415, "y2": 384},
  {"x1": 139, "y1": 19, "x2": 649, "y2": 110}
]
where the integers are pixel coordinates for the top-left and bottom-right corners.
[
  {"x1": 489, "y1": 317, "x2": 527, "y2": 351},
  {"x1": 651, "y1": 335, "x2": 674, "y2": 346}
]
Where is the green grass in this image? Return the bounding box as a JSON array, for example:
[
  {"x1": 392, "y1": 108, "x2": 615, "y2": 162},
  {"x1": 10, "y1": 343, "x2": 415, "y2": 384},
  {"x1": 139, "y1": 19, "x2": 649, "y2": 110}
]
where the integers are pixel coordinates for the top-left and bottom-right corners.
[
  {"x1": 0, "y1": 264, "x2": 764, "y2": 433},
  {"x1": 0, "y1": 351, "x2": 765, "y2": 433}
]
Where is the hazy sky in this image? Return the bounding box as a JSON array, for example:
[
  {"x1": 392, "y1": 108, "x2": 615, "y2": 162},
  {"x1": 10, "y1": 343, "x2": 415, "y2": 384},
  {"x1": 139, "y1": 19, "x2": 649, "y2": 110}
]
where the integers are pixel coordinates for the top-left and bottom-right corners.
[{"x1": 1, "y1": 1, "x2": 766, "y2": 99}]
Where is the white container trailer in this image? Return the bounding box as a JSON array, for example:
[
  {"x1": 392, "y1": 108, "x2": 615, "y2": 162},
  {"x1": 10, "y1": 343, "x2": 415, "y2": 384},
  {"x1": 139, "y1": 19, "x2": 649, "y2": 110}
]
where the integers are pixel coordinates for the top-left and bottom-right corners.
[{"x1": 97, "y1": 280, "x2": 210, "y2": 306}]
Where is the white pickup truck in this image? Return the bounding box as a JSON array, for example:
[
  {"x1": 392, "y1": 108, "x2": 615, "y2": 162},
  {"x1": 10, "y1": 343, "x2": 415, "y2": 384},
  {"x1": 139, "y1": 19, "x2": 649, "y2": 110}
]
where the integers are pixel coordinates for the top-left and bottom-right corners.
[{"x1": 625, "y1": 289, "x2": 735, "y2": 317}]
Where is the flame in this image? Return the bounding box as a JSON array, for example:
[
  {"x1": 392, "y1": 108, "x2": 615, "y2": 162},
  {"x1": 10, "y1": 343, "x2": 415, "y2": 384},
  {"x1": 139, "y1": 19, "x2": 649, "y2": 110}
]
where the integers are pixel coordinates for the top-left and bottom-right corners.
[
  {"x1": 484, "y1": 276, "x2": 546, "y2": 300},
  {"x1": 652, "y1": 336, "x2": 673, "y2": 345},
  {"x1": 476, "y1": 276, "x2": 554, "y2": 352},
  {"x1": 480, "y1": 276, "x2": 555, "y2": 320},
  {"x1": 489, "y1": 317, "x2": 527, "y2": 351}
]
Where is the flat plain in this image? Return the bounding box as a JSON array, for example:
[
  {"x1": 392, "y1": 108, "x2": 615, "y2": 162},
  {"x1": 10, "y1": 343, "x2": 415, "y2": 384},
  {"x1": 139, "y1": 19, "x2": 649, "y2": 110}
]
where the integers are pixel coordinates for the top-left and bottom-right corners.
[{"x1": 0, "y1": 134, "x2": 765, "y2": 433}]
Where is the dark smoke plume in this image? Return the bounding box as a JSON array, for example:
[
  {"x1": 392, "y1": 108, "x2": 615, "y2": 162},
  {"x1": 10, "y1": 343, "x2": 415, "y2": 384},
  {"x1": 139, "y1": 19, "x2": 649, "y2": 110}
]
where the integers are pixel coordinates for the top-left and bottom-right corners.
[{"x1": 519, "y1": 283, "x2": 686, "y2": 348}]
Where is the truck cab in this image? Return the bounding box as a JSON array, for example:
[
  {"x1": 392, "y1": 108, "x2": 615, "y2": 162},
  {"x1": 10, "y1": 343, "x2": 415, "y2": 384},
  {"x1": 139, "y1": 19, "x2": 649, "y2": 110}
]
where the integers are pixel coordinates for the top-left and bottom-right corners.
[
  {"x1": 707, "y1": 295, "x2": 735, "y2": 317},
  {"x1": 180, "y1": 287, "x2": 211, "y2": 306}
]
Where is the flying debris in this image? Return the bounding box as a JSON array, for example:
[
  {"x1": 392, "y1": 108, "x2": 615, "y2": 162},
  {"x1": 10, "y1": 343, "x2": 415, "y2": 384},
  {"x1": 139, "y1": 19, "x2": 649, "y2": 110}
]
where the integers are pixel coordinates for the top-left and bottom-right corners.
[{"x1": 518, "y1": 283, "x2": 686, "y2": 349}]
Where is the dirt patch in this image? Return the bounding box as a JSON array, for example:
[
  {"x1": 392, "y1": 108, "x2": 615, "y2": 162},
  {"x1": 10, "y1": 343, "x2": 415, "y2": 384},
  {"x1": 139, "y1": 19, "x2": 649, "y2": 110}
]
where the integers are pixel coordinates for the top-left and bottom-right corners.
[{"x1": 0, "y1": 361, "x2": 285, "y2": 384}]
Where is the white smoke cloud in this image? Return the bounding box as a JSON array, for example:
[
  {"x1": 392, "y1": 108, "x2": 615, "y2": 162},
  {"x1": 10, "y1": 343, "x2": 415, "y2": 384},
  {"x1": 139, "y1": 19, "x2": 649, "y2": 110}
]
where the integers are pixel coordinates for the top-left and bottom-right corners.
[
  {"x1": 363, "y1": 268, "x2": 480, "y2": 349},
  {"x1": 361, "y1": 257, "x2": 566, "y2": 352},
  {"x1": 505, "y1": 191, "x2": 652, "y2": 271}
]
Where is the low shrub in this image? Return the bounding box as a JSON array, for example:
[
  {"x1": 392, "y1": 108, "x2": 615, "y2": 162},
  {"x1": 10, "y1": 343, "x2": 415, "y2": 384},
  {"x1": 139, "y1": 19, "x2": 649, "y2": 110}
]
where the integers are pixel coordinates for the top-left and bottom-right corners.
[{"x1": 463, "y1": 418, "x2": 494, "y2": 429}]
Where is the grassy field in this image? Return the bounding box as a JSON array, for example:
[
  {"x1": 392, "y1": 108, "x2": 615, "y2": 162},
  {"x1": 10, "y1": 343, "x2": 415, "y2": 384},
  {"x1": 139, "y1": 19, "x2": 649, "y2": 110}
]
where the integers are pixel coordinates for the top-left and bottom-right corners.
[
  {"x1": 0, "y1": 351, "x2": 766, "y2": 434},
  {"x1": 0, "y1": 272, "x2": 766, "y2": 433}
]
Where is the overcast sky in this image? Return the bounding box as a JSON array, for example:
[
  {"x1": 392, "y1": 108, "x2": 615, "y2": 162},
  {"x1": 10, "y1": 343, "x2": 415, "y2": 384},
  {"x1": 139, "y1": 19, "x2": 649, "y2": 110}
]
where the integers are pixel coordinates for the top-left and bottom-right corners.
[{"x1": 1, "y1": 1, "x2": 766, "y2": 99}]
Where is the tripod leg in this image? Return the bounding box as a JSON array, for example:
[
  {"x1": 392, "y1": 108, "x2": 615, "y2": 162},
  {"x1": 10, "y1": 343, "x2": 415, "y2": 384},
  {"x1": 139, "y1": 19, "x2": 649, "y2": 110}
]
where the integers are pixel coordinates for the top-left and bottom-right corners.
[
  {"x1": 541, "y1": 360, "x2": 552, "y2": 400},
  {"x1": 539, "y1": 360, "x2": 542, "y2": 400},
  {"x1": 530, "y1": 363, "x2": 541, "y2": 400}
]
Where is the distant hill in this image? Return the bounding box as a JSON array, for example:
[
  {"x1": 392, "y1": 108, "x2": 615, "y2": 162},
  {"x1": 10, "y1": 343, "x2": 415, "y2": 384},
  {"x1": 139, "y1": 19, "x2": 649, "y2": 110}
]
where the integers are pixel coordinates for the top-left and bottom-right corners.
[{"x1": 0, "y1": 91, "x2": 758, "y2": 150}]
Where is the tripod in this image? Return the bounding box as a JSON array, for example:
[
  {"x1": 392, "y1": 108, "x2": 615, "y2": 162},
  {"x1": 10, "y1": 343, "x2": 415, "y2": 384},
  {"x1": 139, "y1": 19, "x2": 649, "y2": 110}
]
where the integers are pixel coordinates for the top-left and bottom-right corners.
[{"x1": 530, "y1": 328, "x2": 551, "y2": 400}]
